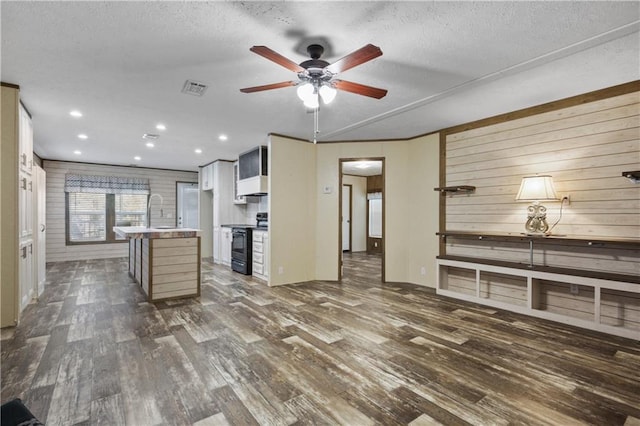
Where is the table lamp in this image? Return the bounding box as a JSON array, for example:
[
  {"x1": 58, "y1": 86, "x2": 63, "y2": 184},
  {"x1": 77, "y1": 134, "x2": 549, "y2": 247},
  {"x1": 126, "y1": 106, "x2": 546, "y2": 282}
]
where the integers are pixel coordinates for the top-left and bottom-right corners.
[{"x1": 515, "y1": 175, "x2": 559, "y2": 235}]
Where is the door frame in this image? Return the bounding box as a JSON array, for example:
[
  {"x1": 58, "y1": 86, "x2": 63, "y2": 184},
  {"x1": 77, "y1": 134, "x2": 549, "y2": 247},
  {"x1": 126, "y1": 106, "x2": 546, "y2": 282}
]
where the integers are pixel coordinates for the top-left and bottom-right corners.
[
  {"x1": 342, "y1": 183, "x2": 352, "y2": 252},
  {"x1": 175, "y1": 181, "x2": 199, "y2": 228},
  {"x1": 338, "y1": 157, "x2": 385, "y2": 282}
]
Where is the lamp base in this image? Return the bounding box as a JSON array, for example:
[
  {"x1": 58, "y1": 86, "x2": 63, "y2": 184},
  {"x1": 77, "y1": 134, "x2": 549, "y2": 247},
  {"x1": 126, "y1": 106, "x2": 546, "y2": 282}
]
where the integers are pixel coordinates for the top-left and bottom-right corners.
[{"x1": 524, "y1": 202, "x2": 550, "y2": 235}]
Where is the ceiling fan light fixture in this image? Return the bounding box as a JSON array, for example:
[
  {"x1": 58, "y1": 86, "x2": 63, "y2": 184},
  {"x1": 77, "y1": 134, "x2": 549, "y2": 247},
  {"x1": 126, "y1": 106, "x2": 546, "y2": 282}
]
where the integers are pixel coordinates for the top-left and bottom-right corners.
[
  {"x1": 319, "y1": 84, "x2": 337, "y2": 104},
  {"x1": 297, "y1": 83, "x2": 314, "y2": 101},
  {"x1": 303, "y1": 94, "x2": 319, "y2": 109}
]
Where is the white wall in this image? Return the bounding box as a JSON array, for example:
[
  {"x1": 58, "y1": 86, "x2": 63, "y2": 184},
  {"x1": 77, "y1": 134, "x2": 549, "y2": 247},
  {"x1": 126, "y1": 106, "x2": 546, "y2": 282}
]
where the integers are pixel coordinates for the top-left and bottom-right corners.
[
  {"x1": 269, "y1": 133, "x2": 440, "y2": 287},
  {"x1": 268, "y1": 135, "x2": 317, "y2": 286},
  {"x1": 342, "y1": 175, "x2": 367, "y2": 252},
  {"x1": 44, "y1": 160, "x2": 197, "y2": 262}
]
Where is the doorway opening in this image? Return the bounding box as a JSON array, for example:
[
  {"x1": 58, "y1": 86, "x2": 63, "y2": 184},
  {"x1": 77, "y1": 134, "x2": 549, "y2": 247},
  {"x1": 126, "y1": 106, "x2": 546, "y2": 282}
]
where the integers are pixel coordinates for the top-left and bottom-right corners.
[{"x1": 339, "y1": 158, "x2": 384, "y2": 282}]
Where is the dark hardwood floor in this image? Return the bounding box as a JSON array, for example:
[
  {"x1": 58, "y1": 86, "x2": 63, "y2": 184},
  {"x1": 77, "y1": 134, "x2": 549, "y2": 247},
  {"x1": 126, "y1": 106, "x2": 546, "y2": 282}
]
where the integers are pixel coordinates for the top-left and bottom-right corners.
[{"x1": 1, "y1": 252, "x2": 639, "y2": 425}]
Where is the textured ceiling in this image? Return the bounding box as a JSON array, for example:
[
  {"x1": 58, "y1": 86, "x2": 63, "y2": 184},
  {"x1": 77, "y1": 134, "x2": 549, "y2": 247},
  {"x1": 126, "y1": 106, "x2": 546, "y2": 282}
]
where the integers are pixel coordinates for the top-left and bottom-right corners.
[{"x1": 2, "y1": 1, "x2": 639, "y2": 171}]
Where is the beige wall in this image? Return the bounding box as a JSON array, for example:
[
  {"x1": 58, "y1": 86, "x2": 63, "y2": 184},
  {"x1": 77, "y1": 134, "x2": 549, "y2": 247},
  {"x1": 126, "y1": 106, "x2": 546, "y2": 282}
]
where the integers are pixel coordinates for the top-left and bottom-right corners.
[
  {"x1": 268, "y1": 133, "x2": 440, "y2": 287},
  {"x1": 268, "y1": 135, "x2": 317, "y2": 286},
  {"x1": 342, "y1": 175, "x2": 367, "y2": 252},
  {"x1": 314, "y1": 135, "x2": 439, "y2": 285},
  {"x1": 1, "y1": 85, "x2": 20, "y2": 327}
]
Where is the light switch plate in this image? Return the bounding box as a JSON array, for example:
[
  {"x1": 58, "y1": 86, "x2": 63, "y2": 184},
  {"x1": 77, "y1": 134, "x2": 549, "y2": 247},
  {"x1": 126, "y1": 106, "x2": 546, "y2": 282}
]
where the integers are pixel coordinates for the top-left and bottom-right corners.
[{"x1": 323, "y1": 186, "x2": 332, "y2": 194}]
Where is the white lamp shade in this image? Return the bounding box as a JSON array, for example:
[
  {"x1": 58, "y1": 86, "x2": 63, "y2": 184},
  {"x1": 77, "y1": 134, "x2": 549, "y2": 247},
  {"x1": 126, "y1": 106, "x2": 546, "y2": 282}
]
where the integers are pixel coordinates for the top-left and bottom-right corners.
[
  {"x1": 296, "y1": 83, "x2": 314, "y2": 101},
  {"x1": 319, "y1": 85, "x2": 337, "y2": 104},
  {"x1": 515, "y1": 175, "x2": 559, "y2": 201},
  {"x1": 303, "y1": 94, "x2": 319, "y2": 109}
]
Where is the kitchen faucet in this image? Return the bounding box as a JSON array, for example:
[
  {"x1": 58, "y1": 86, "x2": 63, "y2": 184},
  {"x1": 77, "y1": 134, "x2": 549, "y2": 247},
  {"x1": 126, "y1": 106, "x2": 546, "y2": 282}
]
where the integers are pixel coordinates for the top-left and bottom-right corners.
[{"x1": 147, "y1": 193, "x2": 164, "y2": 228}]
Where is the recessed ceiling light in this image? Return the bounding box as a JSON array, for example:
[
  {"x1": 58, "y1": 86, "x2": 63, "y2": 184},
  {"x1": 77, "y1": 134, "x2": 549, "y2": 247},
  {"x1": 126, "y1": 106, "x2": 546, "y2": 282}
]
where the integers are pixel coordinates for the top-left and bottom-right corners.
[
  {"x1": 218, "y1": 134, "x2": 228, "y2": 141},
  {"x1": 70, "y1": 110, "x2": 83, "y2": 118},
  {"x1": 146, "y1": 142, "x2": 155, "y2": 148},
  {"x1": 194, "y1": 148, "x2": 202, "y2": 154},
  {"x1": 156, "y1": 124, "x2": 166, "y2": 131},
  {"x1": 78, "y1": 134, "x2": 88, "y2": 140},
  {"x1": 134, "y1": 156, "x2": 141, "y2": 161},
  {"x1": 73, "y1": 150, "x2": 81, "y2": 155}
]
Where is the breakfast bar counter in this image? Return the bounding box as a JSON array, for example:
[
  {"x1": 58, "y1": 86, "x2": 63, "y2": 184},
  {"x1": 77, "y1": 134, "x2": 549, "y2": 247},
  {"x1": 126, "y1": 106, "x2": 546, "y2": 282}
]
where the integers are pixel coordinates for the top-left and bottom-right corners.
[{"x1": 114, "y1": 226, "x2": 201, "y2": 301}]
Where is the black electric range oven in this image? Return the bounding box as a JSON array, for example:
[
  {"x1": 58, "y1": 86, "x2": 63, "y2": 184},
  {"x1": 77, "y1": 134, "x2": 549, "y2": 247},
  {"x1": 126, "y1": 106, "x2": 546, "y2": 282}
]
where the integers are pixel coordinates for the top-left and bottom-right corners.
[{"x1": 231, "y1": 226, "x2": 252, "y2": 275}]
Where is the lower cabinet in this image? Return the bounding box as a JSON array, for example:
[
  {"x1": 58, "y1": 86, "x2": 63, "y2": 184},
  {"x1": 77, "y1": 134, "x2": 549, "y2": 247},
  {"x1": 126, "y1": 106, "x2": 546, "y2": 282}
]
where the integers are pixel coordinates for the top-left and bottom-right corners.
[
  {"x1": 213, "y1": 227, "x2": 233, "y2": 266},
  {"x1": 220, "y1": 227, "x2": 232, "y2": 266},
  {"x1": 252, "y1": 229, "x2": 268, "y2": 281},
  {"x1": 213, "y1": 227, "x2": 221, "y2": 263}
]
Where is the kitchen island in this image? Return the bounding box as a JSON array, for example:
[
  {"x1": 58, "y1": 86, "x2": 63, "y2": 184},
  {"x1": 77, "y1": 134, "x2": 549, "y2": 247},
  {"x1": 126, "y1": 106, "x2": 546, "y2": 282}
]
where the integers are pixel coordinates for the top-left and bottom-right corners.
[{"x1": 114, "y1": 226, "x2": 201, "y2": 301}]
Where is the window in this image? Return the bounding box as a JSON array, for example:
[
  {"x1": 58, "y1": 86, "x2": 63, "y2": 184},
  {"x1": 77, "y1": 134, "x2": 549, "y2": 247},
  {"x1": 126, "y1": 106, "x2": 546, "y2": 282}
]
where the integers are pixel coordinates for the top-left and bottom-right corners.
[
  {"x1": 368, "y1": 192, "x2": 382, "y2": 238},
  {"x1": 66, "y1": 193, "x2": 148, "y2": 244},
  {"x1": 65, "y1": 174, "x2": 150, "y2": 244},
  {"x1": 114, "y1": 194, "x2": 147, "y2": 240},
  {"x1": 67, "y1": 193, "x2": 106, "y2": 242}
]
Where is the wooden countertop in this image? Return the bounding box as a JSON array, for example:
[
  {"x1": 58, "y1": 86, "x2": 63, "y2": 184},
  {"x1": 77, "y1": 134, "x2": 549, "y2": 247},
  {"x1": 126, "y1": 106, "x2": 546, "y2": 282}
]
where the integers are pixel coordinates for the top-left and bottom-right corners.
[{"x1": 113, "y1": 226, "x2": 201, "y2": 239}]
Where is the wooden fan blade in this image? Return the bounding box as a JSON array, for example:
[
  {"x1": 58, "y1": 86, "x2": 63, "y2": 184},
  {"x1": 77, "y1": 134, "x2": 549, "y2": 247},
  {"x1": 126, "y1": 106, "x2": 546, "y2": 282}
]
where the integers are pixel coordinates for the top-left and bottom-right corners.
[
  {"x1": 250, "y1": 46, "x2": 305, "y2": 73},
  {"x1": 326, "y1": 44, "x2": 383, "y2": 74},
  {"x1": 240, "y1": 81, "x2": 296, "y2": 93},
  {"x1": 333, "y1": 79, "x2": 387, "y2": 99}
]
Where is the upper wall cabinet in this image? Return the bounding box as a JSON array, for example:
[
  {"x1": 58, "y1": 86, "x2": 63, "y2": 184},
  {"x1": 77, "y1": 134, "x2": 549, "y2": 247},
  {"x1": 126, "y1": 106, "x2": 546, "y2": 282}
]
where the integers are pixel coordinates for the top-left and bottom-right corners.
[
  {"x1": 201, "y1": 163, "x2": 214, "y2": 191},
  {"x1": 237, "y1": 145, "x2": 268, "y2": 196},
  {"x1": 19, "y1": 102, "x2": 33, "y2": 174}
]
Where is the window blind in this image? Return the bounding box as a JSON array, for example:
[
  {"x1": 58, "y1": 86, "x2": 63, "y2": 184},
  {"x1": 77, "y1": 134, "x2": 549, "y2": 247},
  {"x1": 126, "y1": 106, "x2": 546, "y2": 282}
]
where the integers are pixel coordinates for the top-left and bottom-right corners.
[
  {"x1": 64, "y1": 174, "x2": 150, "y2": 194},
  {"x1": 68, "y1": 193, "x2": 106, "y2": 242}
]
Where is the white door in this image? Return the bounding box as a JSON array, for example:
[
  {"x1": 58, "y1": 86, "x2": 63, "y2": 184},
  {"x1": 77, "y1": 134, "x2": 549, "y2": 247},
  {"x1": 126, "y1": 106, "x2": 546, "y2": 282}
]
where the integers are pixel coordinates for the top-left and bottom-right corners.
[
  {"x1": 35, "y1": 166, "x2": 46, "y2": 296},
  {"x1": 177, "y1": 182, "x2": 199, "y2": 228},
  {"x1": 342, "y1": 184, "x2": 351, "y2": 251}
]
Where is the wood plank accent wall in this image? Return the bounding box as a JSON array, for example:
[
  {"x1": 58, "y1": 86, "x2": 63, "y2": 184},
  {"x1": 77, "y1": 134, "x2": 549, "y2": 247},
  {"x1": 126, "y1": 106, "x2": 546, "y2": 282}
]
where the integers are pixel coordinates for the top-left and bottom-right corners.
[
  {"x1": 44, "y1": 160, "x2": 197, "y2": 262},
  {"x1": 440, "y1": 82, "x2": 640, "y2": 330},
  {"x1": 443, "y1": 87, "x2": 639, "y2": 268}
]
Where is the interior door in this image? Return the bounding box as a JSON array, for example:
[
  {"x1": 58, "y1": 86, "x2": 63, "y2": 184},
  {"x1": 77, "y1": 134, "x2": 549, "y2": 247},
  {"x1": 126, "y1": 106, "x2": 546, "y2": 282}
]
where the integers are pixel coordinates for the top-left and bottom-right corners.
[
  {"x1": 36, "y1": 166, "x2": 46, "y2": 296},
  {"x1": 177, "y1": 182, "x2": 199, "y2": 228},
  {"x1": 342, "y1": 184, "x2": 351, "y2": 251}
]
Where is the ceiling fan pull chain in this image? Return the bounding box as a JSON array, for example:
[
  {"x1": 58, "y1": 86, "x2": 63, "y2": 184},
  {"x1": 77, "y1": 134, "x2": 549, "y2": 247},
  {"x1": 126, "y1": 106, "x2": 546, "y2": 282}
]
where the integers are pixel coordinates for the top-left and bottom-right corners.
[{"x1": 313, "y1": 107, "x2": 319, "y2": 144}]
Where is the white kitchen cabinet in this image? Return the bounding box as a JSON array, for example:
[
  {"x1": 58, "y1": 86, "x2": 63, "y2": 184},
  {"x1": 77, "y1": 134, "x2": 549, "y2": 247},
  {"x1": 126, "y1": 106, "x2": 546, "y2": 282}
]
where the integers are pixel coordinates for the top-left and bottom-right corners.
[
  {"x1": 201, "y1": 163, "x2": 214, "y2": 191},
  {"x1": 18, "y1": 102, "x2": 33, "y2": 174},
  {"x1": 18, "y1": 241, "x2": 34, "y2": 310},
  {"x1": 19, "y1": 172, "x2": 33, "y2": 238},
  {"x1": 213, "y1": 226, "x2": 221, "y2": 263},
  {"x1": 233, "y1": 161, "x2": 247, "y2": 204},
  {"x1": 2, "y1": 84, "x2": 40, "y2": 327},
  {"x1": 252, "y1": 229, "x2": 269, "y2": 281},
  {"x1": 220, "y1": 227, "x2": 232, "y2": 266}
]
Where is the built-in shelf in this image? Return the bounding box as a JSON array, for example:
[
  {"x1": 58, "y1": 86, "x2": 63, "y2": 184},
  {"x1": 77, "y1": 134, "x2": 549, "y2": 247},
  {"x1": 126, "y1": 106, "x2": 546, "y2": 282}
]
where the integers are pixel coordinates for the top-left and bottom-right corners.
[
  {"x1": 437, "y1": 231, "x2": 640, "y2": 249},
  {"x1": 433, "y1": 185, "x2": 476, "y2": 194},
  {"x1": 622, "y1": 170, "x2": 640, "y2": 183}
]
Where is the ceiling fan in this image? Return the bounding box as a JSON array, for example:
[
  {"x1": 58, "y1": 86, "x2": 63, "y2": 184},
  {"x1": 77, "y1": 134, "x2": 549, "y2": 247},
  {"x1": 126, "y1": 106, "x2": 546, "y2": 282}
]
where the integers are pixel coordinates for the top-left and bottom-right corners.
[{"x1": 240, "y1": 43, "x2": 387, "y2": 108}]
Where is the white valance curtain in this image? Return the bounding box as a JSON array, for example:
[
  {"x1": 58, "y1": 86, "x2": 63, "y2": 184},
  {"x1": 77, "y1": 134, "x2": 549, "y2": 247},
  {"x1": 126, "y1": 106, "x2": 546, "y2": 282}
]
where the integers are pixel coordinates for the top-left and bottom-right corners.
[{"x1": 64, "y1": 174, "x2": 150, "y2": 195}]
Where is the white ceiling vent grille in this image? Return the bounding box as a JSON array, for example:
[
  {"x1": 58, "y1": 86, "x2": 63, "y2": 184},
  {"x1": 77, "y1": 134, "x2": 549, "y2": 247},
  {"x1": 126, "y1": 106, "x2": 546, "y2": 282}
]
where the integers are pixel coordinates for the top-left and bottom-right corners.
[
  {"x1": 182, "y1": 80, "x2": 208, "y2": 96},
  {"x1": 142, "y1": 133, "x2": 159, "y2": 140}
]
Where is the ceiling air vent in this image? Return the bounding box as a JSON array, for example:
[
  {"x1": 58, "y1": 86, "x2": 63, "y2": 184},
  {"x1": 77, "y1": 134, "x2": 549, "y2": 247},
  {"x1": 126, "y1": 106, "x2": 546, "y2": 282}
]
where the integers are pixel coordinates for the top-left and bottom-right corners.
[
  {"x1": 181, "y1": 79, "x2": 208, "y2": 96},
  {"x1": 143, "y1": 133, "x2": 159, "y2": 140}
]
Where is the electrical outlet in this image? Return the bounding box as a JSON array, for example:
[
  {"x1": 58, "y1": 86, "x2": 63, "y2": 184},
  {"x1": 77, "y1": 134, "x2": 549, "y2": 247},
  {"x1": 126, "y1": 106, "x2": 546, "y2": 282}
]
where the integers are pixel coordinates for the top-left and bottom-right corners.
[
  {"x1": 562, "y1": 195, "x2": 570, "y2": 205},
  {"x1": 420, "y1": 267, "x2": 426, "y2": 276},
  {"x1": 570, "y1": 284, "x2": 579, "y2": 295},
  {"x1": 278, "y1": 266, "x2": 284, "y2": 275}
]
